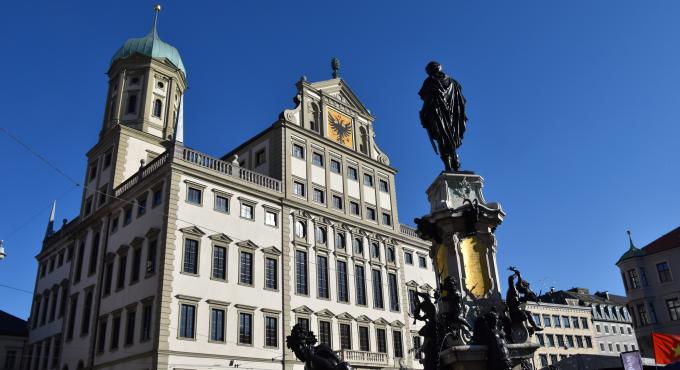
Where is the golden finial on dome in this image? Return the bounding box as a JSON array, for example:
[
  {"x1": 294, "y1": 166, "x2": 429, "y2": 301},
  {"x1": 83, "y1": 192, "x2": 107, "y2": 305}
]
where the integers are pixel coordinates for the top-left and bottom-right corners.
[{"x1": 154, "y1": 4, "x2": 161, "y2": 12}]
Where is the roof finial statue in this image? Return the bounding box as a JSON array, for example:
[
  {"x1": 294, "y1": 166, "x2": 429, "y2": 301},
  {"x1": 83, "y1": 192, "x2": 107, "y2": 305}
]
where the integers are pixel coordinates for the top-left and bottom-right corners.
[
  {"x1": 419, "y1": 61, "x2": 468, "y2": 172},
  {"x1": 331, "y1": 57, "x2": 340, "y2": 79},
  {"x1": 627, "y1": 230, "x2": 636, "y2": 249}
]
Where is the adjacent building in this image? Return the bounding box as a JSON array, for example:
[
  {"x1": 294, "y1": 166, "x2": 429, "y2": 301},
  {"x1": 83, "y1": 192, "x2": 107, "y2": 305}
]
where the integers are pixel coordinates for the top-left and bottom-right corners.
[
  {"x1": 525, "y1": 301, "x2": 597, "y2": 369},
  {"x1": 25, "y1": 9, "x2": 436, "y2": 370},
  {"x1": 540, "y1": 288, "x2": 638, "y2": 356},
  {"x1": 0, "y1": 310, "x2": 28, "y2": 370},
  {"x1": 616, "y1": 228, "x2": 680, "y2": 357}
]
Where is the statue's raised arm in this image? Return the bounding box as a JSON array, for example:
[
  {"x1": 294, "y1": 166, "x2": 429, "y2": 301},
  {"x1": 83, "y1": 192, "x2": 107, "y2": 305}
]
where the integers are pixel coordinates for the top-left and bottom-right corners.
[{"x1": 419, "y1": 61, "x2": 468, "y2": 172}]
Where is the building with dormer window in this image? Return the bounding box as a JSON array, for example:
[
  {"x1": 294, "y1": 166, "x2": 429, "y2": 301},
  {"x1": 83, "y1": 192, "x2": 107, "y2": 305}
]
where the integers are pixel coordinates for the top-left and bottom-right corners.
[{"x1": 25, "y1": 8, "x2": 435, "y2": 370}]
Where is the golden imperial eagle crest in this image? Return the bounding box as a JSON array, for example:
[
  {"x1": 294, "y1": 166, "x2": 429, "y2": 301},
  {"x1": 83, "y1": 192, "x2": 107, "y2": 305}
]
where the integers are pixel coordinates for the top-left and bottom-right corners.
[{"x1": 327, "y1": 109, "x2": 354, "y2": 148}]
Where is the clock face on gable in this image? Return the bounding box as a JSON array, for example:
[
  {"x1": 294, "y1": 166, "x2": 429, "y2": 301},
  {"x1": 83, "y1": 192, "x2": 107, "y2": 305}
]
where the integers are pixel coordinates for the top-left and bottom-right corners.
[{"x1": 327, "y1": 109, "x2": 354, "y2": 149}]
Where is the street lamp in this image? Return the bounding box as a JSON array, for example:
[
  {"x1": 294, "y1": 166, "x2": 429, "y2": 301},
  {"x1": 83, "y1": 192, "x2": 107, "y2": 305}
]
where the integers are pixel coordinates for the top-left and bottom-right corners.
[{"x1": 0, "y1": 240, "x2": 6, "y2": 260}]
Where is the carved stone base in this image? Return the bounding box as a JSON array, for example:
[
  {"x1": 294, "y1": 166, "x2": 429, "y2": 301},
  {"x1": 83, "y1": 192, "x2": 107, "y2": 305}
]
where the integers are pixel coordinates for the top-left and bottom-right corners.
[{"x1": 438, "y1": 342, "x2": 539, "y2": 370}]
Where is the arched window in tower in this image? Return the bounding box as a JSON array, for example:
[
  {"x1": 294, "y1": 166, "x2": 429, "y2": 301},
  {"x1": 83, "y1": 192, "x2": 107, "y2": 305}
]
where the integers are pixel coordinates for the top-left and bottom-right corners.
[
  {"x1": 309, "y1": 102, "x2": 320, "y2": 133},
  {"x1": 359, "y1": 126, "x2": 369, "y2": 155},
  {"x1": 126, "y1": 95, "x2": 137, "y2": 114},
  {"x1": 153, "y1": 99, "x2": 162, "y2": 118}
]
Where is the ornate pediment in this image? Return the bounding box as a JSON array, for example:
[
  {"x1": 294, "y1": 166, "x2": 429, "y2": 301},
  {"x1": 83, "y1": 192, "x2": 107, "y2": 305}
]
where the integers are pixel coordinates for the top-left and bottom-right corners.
[
  {"x1": 236, "y1": 240, "x2": 259, "y2": 250},
  {"x1": 179, "y1": 226, "x2": 205, "y2": 237},
  {"x1": 373, "y1": 318, "x2": 390, "y2": 326},
  {"x1": 420, "y1": 283, "x2": 434, "y2": 292},
  {"x1": 292, "y1": 209, "x2": 312, "y2": 220},
  {"x1": 315, "y1": 309, "x2": 335, "y2": 318},
  {"x1": 146, "y1": 227, "x2": 161, "y2": 238},
  {"x1": 209, "y1": 233, "x2": 233, "y2": 244},
  {"x1": 390, "y1": 320, "x2": 405, "y2": 328},
  {"x1": 130, "y1": 237, "x2": 145, "y2": 247},
  {"x1": 314, "y1": 216, "x2": 332, "y2": 226},
  {"x1": 336, "y1": 312, "x2": 355, "y2": 321},
  {"x1": 406, "y1": 280, "x2": 419, "y2": 288},
  {"x1": 262, "y1": 246, "x2": 282, "y2": 256},
  {"x1": 312, "y1": 79, "x2": 373, "y2": 119},
  {"x1": 292, "y1": 305, "x2": 314, "y2": 315},
  {"x1": 356, "y1": 315, "x2": 372, "y2": 323}
]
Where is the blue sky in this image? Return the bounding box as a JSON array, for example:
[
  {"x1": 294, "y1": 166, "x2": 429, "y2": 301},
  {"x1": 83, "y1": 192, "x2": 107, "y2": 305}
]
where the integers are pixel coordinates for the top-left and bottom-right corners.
[{"x1": 1, "y1": 1, "x2": 679, "y2": 319}]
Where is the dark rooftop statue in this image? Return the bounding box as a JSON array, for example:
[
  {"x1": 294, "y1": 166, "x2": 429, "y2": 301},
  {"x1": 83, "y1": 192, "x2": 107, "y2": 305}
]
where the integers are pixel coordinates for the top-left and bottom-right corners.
[{"x1": 419, "y1": 61, "x2": 468, "y2": 172}]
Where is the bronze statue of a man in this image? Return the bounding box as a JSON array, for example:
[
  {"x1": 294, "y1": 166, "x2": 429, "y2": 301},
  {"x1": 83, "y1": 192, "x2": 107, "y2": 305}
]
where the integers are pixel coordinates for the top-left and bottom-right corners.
[{"x1": 419, "y1": 61, "x2": 468, "y2": 172}]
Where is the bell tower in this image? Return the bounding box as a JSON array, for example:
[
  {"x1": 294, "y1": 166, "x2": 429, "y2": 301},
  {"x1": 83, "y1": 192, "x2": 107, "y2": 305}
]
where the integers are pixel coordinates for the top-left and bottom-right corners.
[{"x1": 79, "y1": 5, "x2": 187, "y2": 219}]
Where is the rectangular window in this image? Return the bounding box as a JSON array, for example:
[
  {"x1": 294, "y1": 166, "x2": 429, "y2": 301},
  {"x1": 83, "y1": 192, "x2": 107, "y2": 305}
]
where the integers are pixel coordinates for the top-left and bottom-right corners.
[
  {"x1": 293, "y1": 181, "x2": 306, "y2": 197},
  {"x1": 255, "y1": 149, "x2": 267, "y2": 166},
  {"x1": 332, "y1": 195, "x2": 343, "y2": 209},
  {"x1": 141, "y1": 303, "x2": 152, "y2": 341},
  {"x1": 124, "y1": 207, "x2": 132, "y2": 225},
  {"x1": 110, "y1": 217, "x2": 119, "y2": 233},
  {"x1": 103, "y1": 151, "x2": 112, "y2": 168},
  {"x1": 240, "y1": 203, "x2": 254, "y2": 219},
  {"x1": 347, "y1": 166, "x2": 358, "y2": 180},
  {"x1": 146, "y1": 239, "x2": 157, "y2": 274},
  {"x1": 125, "y1": 310, "x2": 136, "y2": 346},
  {"x1": 388, "y1": 273, "x2": 399, "y2": 311},
  {"x1": 372, "y1": 269, "x2": 384, "y2": 309},
  {"x1": 543, "y1": 315, "x2": 551, "y2": 327},
  {"x1": 319, "y1": 320, "x2": 332, "y2": 346},
  {"x1": 418, "y1": 255, "x2": 427, "y2": 268},
  {"x1": 382, "y1": 212, "x2": 391, "y2": 225},
  {"x1": 576, "y1": 335, "x2": 583, "y2": 348},
  {"x1": 296, "y1": 250, "x2": 308, "y2": 295},
  {"x1": 110, "y1": 315, "x2": 121, "y2": 350},
  {"x1": 585, "y1": 336, "x2": 592, "y2": 348},
  {"x1": 187, "y1": 187, "x2": 202, "y2": 205},
  {"x1": 547, "y1": 334, "x2": 555, "y2": 347},
  {"x1": 210, "y1": 308, "x2": 226, "y2": 342},
  {"x1": 340, "y1": 323, "x2": 352, "y2": 350},
  {"x1": 562, "y1": 316, "x2": 570, "y2": 328},
  {"x1": 553, "y1": 315, "x2": 561, "y2": 327},
  {"x1": 179, "y1": 304, "x2": 196, "y2": 339},
  {"x1": 212, "y1": 246, "x2": 227, "y2": 280},
  {"x1": 581, "y1": 317, "x2": 589, "y2": 329},
  {"x1": 215, "y1": 195, "x2": 229, "y2": 213},
  {"x1": 379, "y1": 179, "x2": 389, "y2": 192},
  {"x1": 317, "y1": 256, "x2": 329, "y2": 299},
  {"x1": 103, "y1": 262, "x2": 113, "y2": 295},
  {"x1": 572, "y1": 316, "x2": 580, "y2": 328},
  {"x1": 265, "y1": 257, "x2": 278, "y2": 290},
  {"x1": 393, "y1": 330, "x2": 403, "y2": 358},
  {"x1": 312, "y1": 152, "x2": 324, "y2": 167},
  {"x1": 265, "y1": 210, "x2": 278, "y2": 226},
  {"x1": 313, "y1": 188, "x2": 325, "y2": 203},
  {"x1": 404, "y1": 251, "x2": 413, "y2": 265},
  {"x1": 265, "y1": 316, "x2": 278, "y2": 347},
  {"x1": 330, "y1": 159, "x2": 341, "y2": 174},
  {"x1": 359, "y1": 326, "x2": 370, "y2": 351},
  {"x1": 376, "y1": 328, "x2": 387, "y2": 353},
  {"x1": 337, "y1": 260, "x2": 349, "y2": 302},
  {"x1": 292, "y1": 144, "x2": 305, "y2": 159},
  {"x1": 628, "y1": 269, "x2": 640, "y2": 289},
  {"x1": 297, "y1": 317, "x2": 310, "y2": 331},
  {"x1": 638, "y1": 304, "x2": 649, "y2": 325},
  {"x1": 350, "y1": 201, "x2": 360, "y2": 216},
  {"x1": 66, "y1": 296, "x2": 77, "y2": 340},
  {"x1": 116, "y1": 254, "x2": 127, "y2": 290},
  {"x1": 131, "y1": 247, "x2": 141, "y2": 283},
  {"x1": 657, "y1": 262, "x2": 673, "y2": 283},
  {"x1": 364, "y1": 174, "x2": 373, "y2": 187},
  {"x1": 137, "y1": 196, "x2": 147, "y2": 217},
  {"x1": 152, "y1": 188, "x2": 163, "y2": 207},
  {"x1": 239, "y1": 312, "x2": 253, "y2": 344},
  {"x1": 81, "y1": 291, "x2": 93, "y2": 335},
  {"x1": 183, "y1": 239, "x2": 199, "y2": 275},
  {"x1": 409, "y1": 289, "x2": 418, "y2": 314},
  {"x1": 566, "y1": 335, "x2": 574, "y2": 348},
  {"x1": 88, "y1": 232, "x2": 100, "y2": 276},
  {"x1": 240, "y1": 251, "x2": 253, "y2": 285},
  {"x1": 366, "y1": 207, "x2": 376, "y2": 221},
  {"x1": 667, "y1": 298, "x2": 680, "y2": 321},
  {"x1": 355, "y1": 265, "x2": 367, "y2": 305},
  {"x1": 89, "y1": 162, "x2": 98, "y2": 182},
  {"x1": 97, "y1": 318, "x2": 107, "y2": 353}
]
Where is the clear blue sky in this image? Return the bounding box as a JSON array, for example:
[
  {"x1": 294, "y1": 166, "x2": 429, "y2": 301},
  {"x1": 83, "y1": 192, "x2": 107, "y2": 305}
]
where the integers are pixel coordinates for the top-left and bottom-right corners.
[{"x1": 1, "y1": 1, "x2": 679, "y2": 319}]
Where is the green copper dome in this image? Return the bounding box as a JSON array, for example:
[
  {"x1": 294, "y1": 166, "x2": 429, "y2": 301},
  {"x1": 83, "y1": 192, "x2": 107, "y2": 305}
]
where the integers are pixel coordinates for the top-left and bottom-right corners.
[{"x1": 111, "y1": 19, "x2": 185, "y2": 75}]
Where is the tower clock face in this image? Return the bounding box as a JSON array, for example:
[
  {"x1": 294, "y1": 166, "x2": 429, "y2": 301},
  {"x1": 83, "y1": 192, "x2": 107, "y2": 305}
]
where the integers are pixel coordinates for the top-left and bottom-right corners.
[{"x1": 327, "y1": 109, "x2": 354, "y2": 149}]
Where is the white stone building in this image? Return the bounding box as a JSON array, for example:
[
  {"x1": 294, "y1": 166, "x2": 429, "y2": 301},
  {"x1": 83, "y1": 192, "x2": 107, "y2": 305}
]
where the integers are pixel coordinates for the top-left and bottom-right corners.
[{"x1": 25, "y1": 10, "x2": 436, "y2": 370}]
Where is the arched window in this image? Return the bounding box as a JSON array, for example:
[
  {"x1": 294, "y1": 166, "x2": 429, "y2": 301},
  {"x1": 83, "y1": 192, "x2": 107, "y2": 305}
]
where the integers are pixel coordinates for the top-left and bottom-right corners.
[
  {"x1": 353, "y1": 237, "x2": 363, "y2": 255},
  {"x1": 295, "y1": 221, "x2": 306, "y2": 239},
  {"x1": 387, "y1": 247, "x2": 396, "y2": 263},
  {"x1": 359, "y1": 126, "x2": 369, "y2": 155},
  {"x1": 335, "y1": 233, "x2": 345, "y2": 249},
  {"x1": 126, "y1": 94, "x2": 137, "y2": 114},
  {"x1": 153, "y1": 99, "x2": 162, "y2": 118},
  {"x1": 309, "y1": 102, "x2": 320, "y2": 132},
  {"x1": 371, "y1": 242, "x2": 380, "y2": 259},
  {"x1": 315, "y1": 226, "x2": 326, "y2": 244}
]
